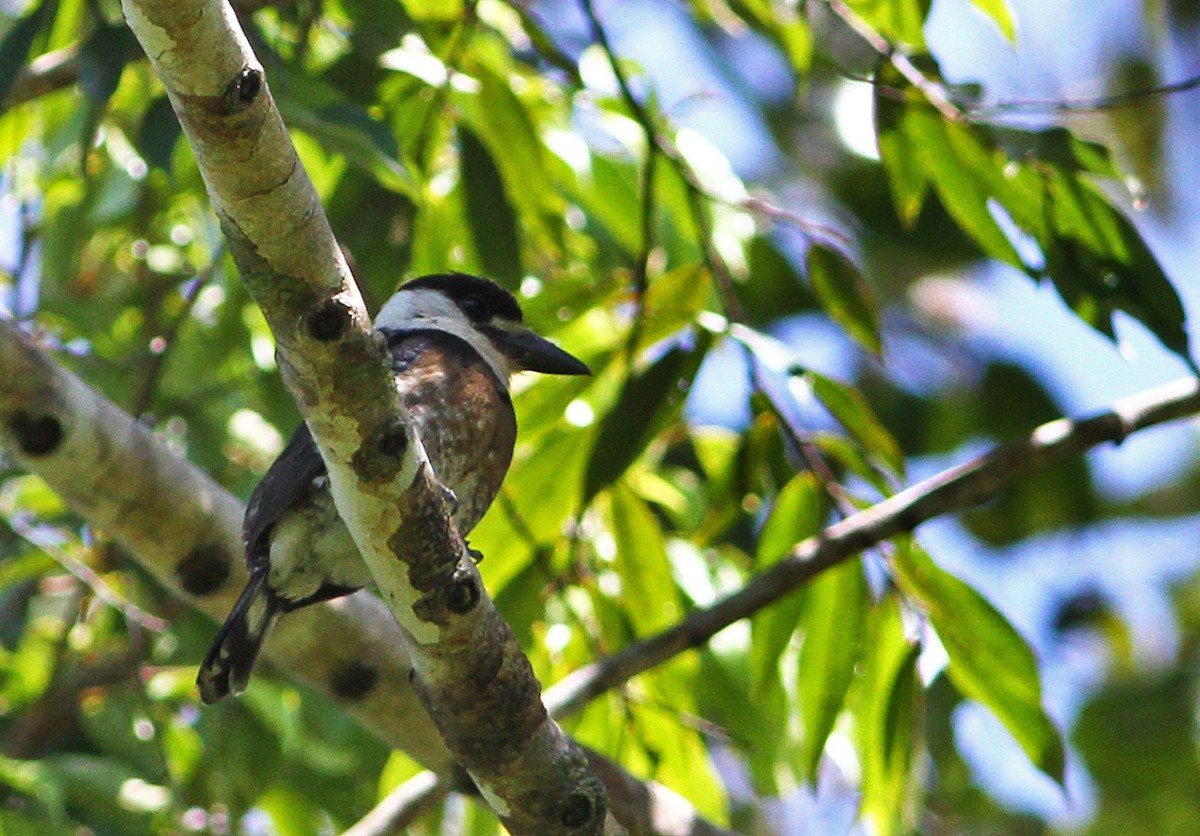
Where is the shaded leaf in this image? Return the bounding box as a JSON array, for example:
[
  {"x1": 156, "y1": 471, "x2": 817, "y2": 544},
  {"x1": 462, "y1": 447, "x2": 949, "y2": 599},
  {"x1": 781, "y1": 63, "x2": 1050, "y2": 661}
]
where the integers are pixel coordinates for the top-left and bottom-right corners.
[
  {"x1": 582, "y1": 332, "x2": 712, "y2": 503},
  {"x1": 0, "y1": 0, "x2": 55, "y2": 111},
  {"x1": 805, "y1": 244, "x2": 882, "y2": 355},
  {"x1": 459, "y1": 126, "x2": 522, "y2": 285},
  {"x1": 136, "y1": 95, "x2": 182, "y2": 172},
  {"x1": 892, "y1": 539, "x2": 1065, "y2": 784},
  {"x1": 807, "y1": 371, "x2": 904, "y2": 478}
]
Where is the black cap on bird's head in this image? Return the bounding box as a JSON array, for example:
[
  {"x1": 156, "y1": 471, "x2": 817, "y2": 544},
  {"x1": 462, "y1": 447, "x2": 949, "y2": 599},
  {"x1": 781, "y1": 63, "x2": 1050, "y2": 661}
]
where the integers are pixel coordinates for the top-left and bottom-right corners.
[{"x1": 378, "y1": 273, "x2": 590, "y2": 378}]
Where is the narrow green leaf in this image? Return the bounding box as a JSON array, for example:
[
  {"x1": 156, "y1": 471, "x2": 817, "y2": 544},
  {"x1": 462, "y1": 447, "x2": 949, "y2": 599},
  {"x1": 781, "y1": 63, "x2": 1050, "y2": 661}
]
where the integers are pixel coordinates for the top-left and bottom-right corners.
[
  {"x1": 848, "y1": 0, "x2": 930, "y2": 48},
  {"x1": 856, "y1": 594, "x2": 921, "y2": 835},
  {"x1": 749, "y1": 473, "x2": 823, "y2": 697},
  {"x1": 892, "y1": 539, "x2": 1066, "y2": 784},
  {"x1": 796, "y1": 559, "x2": 869, "y2": 782},
  {"x1": 755, "y1": 472, "x2": 823, "y2": 566},
  {"x1": 582, "y1": 332, "x2": 712, "y2": 504},
  {"x1": 459, "y1": 126, "x2": 522, "y2": 284},
  {"x1": 805, "y1": 244, "x2": 882, "y2": 355},
  {"x1": 909, "y1": 109, "x2": 1023, "y2": 267},
  {"x1": 0, "y1": 0, "x2": 55, "y2": 111},
  {"x1": 807, "y1": 371, "x2": 905, "y2": 478},
  {"x1": 137, "y1": 96, "x2": 182, "y2": 172},
  {"x1": 874, "y1": 76, "x2": 931, "y2": 227},
  {"x1": 637, "y1": 263, "x2": 712, "y2": 351},
  {"x1": 608, "y1": 484, "x2": 682, "y2": 634},
  {"x1": 968, "y1": 0, "x2": 1017, "y2": 41}
]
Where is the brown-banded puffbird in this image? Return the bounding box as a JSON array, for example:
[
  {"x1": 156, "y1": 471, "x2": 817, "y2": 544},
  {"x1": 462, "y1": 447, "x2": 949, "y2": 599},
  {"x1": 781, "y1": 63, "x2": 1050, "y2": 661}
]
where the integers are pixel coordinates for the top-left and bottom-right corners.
[{"x1": 197, "y1": 273, "x2": 589, "y2": 703}]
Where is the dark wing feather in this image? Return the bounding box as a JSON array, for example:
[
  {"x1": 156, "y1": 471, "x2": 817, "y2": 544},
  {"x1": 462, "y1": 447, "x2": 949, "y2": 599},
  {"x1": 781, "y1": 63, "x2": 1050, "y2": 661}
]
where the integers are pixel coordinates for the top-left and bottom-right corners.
[{"x1": 243, "y1": 422, "x2": 326, "y2": 562}]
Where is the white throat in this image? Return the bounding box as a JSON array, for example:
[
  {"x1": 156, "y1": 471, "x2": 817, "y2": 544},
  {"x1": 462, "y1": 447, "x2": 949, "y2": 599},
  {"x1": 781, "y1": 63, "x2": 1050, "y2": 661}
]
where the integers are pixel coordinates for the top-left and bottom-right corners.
[{"x1": 375, "y1": 288, "x2": 512, "y2": 383}]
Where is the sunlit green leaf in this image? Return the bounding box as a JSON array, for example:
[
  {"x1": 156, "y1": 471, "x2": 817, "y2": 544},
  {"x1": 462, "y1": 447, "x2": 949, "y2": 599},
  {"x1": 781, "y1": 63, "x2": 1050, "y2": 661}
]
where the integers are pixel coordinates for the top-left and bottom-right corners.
[
  {"x1": 892, "y1": 539, "x2": 1065, "y2": 784},
  {"x1": 855, "y1": 593, "x2": 921, "y2": 834},
  {"x1": 807, "y1": 371, "x2": 904, "y2": 478},
  {"x1": 608, "y1": 483, "x2": 682, "y2": 634},
  {"x1": 968, "y1": 0, "x2": 1017, "y2": 41},
  {"x1": 796, "y1": 559, "x2": 869, "y2": 782}
]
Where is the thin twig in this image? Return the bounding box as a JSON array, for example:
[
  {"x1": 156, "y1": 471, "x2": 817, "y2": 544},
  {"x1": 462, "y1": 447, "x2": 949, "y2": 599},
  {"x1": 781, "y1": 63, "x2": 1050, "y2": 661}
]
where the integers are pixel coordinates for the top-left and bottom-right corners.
[
  {"x1": 342, "y1": 771, "x2": 449, "y2": 836},
  {"x1": 969, "y1": 72, "x2": 1200, "y2": 117},
  {"x1": 131, "y1": 250, "x2": 223, "y2": 417},
  {"x1": 544, "y1": 376, "x2": 1200, "y2": 717},
  {"x1": 6, "y1": 514, "x2": 169, "y2": 632},
  {"x1": 822, "y1": 0, "x2": 966, "y2": 123}
]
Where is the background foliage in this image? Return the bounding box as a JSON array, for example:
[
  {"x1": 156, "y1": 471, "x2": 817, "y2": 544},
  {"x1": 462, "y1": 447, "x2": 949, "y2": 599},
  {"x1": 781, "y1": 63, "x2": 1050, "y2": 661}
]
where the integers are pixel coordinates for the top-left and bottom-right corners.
[{"x1": 1, "y1": 0, "x2": 1198, "y2": 832}]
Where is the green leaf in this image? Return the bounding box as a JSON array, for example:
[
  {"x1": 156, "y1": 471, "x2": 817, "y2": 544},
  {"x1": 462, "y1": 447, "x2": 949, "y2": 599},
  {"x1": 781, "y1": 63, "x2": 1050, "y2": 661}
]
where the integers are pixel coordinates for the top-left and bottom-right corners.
[
  {"x1": 637, "y1": 263, "x2": 713, "y2": 351},
  {"x1": 723, "y1": 0, "x2": 813, "y2": 75},
  {"x1": 891, "y1": 539, "x2": 1066, "y2": 784},
  {"x1": 1038, "y1": 171, "x2": 1191, "y2": 363},
  {"x1": 582, "y1": 332, "x2": 712, "y2": 504},
  {"x1": 136, "y1": 96, "x2": 182, "y2": 172},
  {"x1": 874, "y1": 80, "x2": 931, "y2": 227},
  {"x1": 856, "y1": 593, "x2": 921, "y2": 834},
  {"x1": 0, "y1": 0, "x2": 56, "y2": 111},
  {"x1": 608, "y1": 483, "x2": 682, "y2": 634},
  {"x1": 266, "y1": 49, "x2": 415, "y2": 195},
  {"x1": 848, "y1": 0, "x2": 931, "y2": 49},
  {"x1": 968, "y1": 0, "x2": 1017, "y2": 41},
  {"x1": 749, "y1": 473, "x2": 823, "y2": 700},
  {"x1": 807, "y1": 371, "x2": 905, "y2": 478},
  {"x1": 755, "y1": 471, "x2": 823, "y2": 566},
  {"x1": 459, "y1": 126, "x2": 522, "y2": 284},
  {"x1": 805, "y1": 244, "x2": 882, "y2": 355},
  {"x1": 796, "y1": 559, "x2": 869, "y2": 782}
]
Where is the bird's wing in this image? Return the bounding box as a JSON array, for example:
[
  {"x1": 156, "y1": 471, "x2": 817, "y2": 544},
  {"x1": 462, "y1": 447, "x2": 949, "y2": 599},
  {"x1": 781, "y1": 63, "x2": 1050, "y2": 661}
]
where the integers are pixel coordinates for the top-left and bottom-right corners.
[{"x1": 243, "y1": 421, "x2": 326, "y2": 561}]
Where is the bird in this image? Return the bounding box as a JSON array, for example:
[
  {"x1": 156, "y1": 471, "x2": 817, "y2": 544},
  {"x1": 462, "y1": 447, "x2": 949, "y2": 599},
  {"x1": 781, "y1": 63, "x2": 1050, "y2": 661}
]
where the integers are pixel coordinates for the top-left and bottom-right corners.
[{"x1": 197, "y1": 273, "x2": 589, "y2": 704}]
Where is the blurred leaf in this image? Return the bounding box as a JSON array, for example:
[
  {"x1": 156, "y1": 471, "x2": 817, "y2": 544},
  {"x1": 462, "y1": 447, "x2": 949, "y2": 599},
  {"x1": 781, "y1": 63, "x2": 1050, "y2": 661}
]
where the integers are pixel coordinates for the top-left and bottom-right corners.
[
  {"x1": 459, "y1": 126, "x2": 522, "y2": 285},
  {"x1": 855, "y1": 593, "x2": 921, "y2": 835},
  {"x1": 582, "y1": 332, "x2": 712, "y2": 504},
  {"x1": 398, "y1": 0, "x2": 463, "y2": 20},
  {"x1": 136, "y1": 95, "x2": 182, "y2": 172},
  {"x1": 608, "y1": 484, "x2": 682, "y2": 634},
  {"x1": 848, "y1": 0, "x2": 930, "y2": 49},
  {"x1": 724, "y1": 0, "x2": 813, "y2": 74},
  {"x1": 968, "y1": 0, "x2": 1017, "y2": 41},
  {"x1": 807, "y1": 371, "x2": 904, "y2": 478},
  {"x1": 796, "y1": 559, "x2": 869, "y2": 783},
  {"x1": 892, "y1": 539, "x2": 1065, "y2": 784},
  {"x1": 637, "y1": 263, "x2": 712, "y2": 350},
  {"x1": 266, "y1": 49, "x2": 414, "y2": 196},
  {"x1": 1074, "y1": 670, "x2": 1200, "y2": 833},
  {"x1": 876, "y1": 62, "x2": 1194, "y2": 367},
  {"x1": 805, "y1": 244, "x2": 882, "y2": 355},
  {"x1": 77, "y1": 24, "x2": 137, "y2": 146},
  {"x1": 0, "y1": 0, "x2": 57, "y2": 110}
]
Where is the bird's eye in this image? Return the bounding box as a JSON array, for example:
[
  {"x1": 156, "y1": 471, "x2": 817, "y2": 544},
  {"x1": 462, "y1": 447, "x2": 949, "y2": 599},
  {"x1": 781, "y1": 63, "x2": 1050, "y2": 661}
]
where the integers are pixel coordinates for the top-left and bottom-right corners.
[{"x1": 459, "y1": 296, "x2": 488, "y2": 322}]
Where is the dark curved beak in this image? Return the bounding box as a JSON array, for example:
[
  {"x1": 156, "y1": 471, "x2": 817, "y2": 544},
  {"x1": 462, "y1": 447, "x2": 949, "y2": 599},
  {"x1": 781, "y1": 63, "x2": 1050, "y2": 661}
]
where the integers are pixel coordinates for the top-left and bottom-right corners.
[{"x1": 487, "y1": 326, "x2": 591, "y2": 376}]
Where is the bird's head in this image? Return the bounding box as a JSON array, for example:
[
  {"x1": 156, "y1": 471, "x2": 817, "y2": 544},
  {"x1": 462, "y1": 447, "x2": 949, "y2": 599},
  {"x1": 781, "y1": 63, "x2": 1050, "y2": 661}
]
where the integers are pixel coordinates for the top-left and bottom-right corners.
[{"x1": 375, "y1": 273, "x2": 590, "y2": 382}]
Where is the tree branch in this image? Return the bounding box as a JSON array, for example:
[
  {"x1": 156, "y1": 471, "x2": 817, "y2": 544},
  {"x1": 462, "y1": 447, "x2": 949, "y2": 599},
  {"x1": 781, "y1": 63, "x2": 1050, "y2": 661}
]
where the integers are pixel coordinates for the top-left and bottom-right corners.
[
  {"x1": 118, "y1": 0, "x2": 603, "y2": 830},
  {"x1": 544, "y1": 377, "x2": 1200, "y2": 716},
  {"x1": 0, "y1": 318, "x2": 727, "y2": 835}
]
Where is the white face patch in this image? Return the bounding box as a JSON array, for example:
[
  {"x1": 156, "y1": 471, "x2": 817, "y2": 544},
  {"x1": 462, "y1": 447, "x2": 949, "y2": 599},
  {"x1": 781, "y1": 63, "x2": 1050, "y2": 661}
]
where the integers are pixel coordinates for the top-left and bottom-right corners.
[{"x1": 375, "y1": 287, "x2": 513, "y2": 382}]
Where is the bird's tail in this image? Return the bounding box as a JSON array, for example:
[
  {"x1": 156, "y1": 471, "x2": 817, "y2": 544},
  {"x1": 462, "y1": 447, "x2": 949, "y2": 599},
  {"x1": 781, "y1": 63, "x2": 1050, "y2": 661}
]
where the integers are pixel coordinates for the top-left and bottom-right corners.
[{"x1": 196, "y1": 569, "x2": 277, "y2": 704}]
